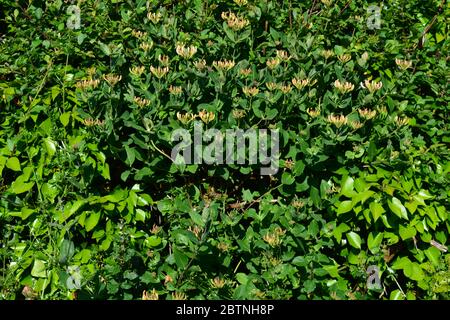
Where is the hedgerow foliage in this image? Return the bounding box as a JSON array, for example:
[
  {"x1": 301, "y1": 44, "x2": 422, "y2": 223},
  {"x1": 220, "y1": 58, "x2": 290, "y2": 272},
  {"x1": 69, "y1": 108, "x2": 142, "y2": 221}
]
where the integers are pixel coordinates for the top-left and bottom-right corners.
[{"x1": 0, "y1": 0, "x2": 449, "y2": 300}]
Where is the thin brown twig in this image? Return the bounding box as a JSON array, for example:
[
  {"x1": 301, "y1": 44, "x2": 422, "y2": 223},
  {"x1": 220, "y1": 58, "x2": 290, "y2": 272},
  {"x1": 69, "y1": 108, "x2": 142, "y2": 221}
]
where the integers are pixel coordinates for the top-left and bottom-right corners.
[
  {"x1": 418, "y1": 0, "x2": 445, "y2": 49},
  {"x1": 339, "y1": 0, "x2": 353, "y2": 16}
]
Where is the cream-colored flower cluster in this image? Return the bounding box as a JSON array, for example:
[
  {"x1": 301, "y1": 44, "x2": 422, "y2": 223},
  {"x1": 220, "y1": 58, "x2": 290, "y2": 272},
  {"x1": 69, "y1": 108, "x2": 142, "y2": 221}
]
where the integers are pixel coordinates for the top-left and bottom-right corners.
[
  {"x1": 103, "y1": 74, "x2": 122, "y2": 86},
  {"x1": 360, "y1": 79, "x2": 383, "y2": 93},
  {"x1": 75, "y1": 79, "x2": 100, "y2": 90},
  {"x1": 212, "y1": 59, "x2": 235, "y2": 71},
  {"x1": 333, "y1": 79, "x2": 354, "y2": 94},
  {"x1": 134, "y1": 96, "x2": 150, "y2": 108},
  {"x1": 221, "y1": 11, "x2": 249, "y2": 31},
  {"x1": 327, "y1": 114, "x2": 348, "y2": 128},
  {"x1": 150, "y1": 66, "x2": 169, "y2": 78},
  {"x1": 176, "y1": 43, "x2": 197, "y2": 59}
]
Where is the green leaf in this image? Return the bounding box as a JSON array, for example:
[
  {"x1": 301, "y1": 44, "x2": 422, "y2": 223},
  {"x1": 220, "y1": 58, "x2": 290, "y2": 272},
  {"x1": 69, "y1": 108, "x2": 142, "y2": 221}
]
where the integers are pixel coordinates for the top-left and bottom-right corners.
[
  {"x1": 60, "y1": 112, "x2": 71, "y2": 127},
  {"x1": 399, "y1": 225, "x2": 416, "y2": 240},
  {"x1": 341, "y1": 176, "x2": 355, "y2": 197},
  {"x1": 125, "y1": 145, "x2": 136, "y2": 166},
  {"x1": 98, "y1": 41, "x2": 111, "y2": 56},
  {"x1": 303, "y1": 280, "x2": 316, "y2": 293},
  {"x1": 189, "y1": 211, "x2": 205, "y2": 227},
  {"x1": 281, "y1": 172, "x2": 295, "y2": 185},
  {"x1": 403, "y1": 262, "x2": 424, "y2": 281},
  {"x1": 388, "y1": 197, "x2": 408, "y2": 220},
  {"x1": 20, "y1": 207, "x2": 34, "y2": 220},
  {"x1": 59, "y1": 239, "x2": 75, "y2": 264},
  {"x1": 346, "y1": 231, "x2": 362, "y2": 249},
  {"x1": 173, "y1": 247, "x2": 189, "y2": 269},
  {"x1": 424, "y1": 247, "x2": 440, "y2": 266},
  {"x1": 61, "y1": 200, "x2": 85, "y2": 222},
  {"x1": 390, "y1": 289, "x2": 404, "y2": 300},
  {"x1": 31, "y1": 259, "x2": 47, "y2": 278},
  {"x1": 135, "y1": 208, "x2": 146, "y2": 222},
  {"x1": 145, "y1": 236, "x2": 161, "y2": 247},
  {"x1": 369, "y1": 201, "x2": 385, "y2": 222},
  {"x1": 43, "y1": 138, "x2": 56, "y2": 157},
  {"x1": 6, "y1": 157, "x2": 21, "y2": 171},
  {"x1": 10, "y1": 177, "x2": 34, "y2": 194},
  {"x1": 85, "y1": 212, "x2": 101, "y2": 232},
  {"x1": 368, "y1": 232, "x2": 383, "y2": 253},
  {"x1": 333, "y1": 223, "x2": 350, "y2": 242},
  {"x1": 336, "y1": 200, "x2": 353, "y2": 215}
]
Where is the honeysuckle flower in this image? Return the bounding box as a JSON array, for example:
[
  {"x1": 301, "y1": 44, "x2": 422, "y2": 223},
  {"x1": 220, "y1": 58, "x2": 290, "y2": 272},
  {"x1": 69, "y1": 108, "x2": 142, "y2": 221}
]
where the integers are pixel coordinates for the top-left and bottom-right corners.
[
  {"x1": 263, "y1": 233, "x2": 281, "y2": 247},
  {"x1": 176, "y1": 112, "x2": 196, "y2": 124},
  {"x1": 232, "y1": 109, "x2": 246, "y2": 119},
  {"x1": 307, "y1": 108, "x2": 320, "y2": 118},
  {"x1": 239, "y1": 68, "x2": 252, "y2": 77},
  {"x1": 395, "y1": 115, "x2": 410, "y2": 126},
  {"x1": 377, "y1": 106, "x2": 388, "y2": 117},
  {"x1": 349, "y1": 120, "x2": 363, "y2": 130},
  {"x1": 276, "y1": 50, "x2": 290, "y2": 62},
  {"x1": 175, "y1": 43, "x2": 197, "y2": 59},
  {"x1": 284, "y1": 159, "x2": 295, "y2": 169},
  {"x1": 147, "y1": 11, "x2": 162, "y2": 24},
  {"x1": 279, "y1": 84, "x2": 292, "y2": 94},
  {"x1": 233, "y1": 0, "x2": 248, "y2": 5},
  {"x1": 158, "y1": 55, "x2": 170, "y2": 66},
  {"x1": 83, "y1": 118, "x2": 105, "y2": 127},
  {"x1": 168, "y1": 85, "x2": 183, "y2": 95},
  {"x1": 75, "y1": 79, "x2": 100, "y2": 90},
  {"x1": 265, "y1": 82, "x2": 279, "y2": 91},
  {"x1": 358, "y1": 108, "x2": 377, "y2": 120},
  {"x1": 395, "y1": 58, "x2": 413, "y2": 70},
  {"x1": 139, "y1": 41, "x2": 153, "y2": 52},
  {"x1": 322, "y1": 49, "x2": 334, "y2": 59},
  {"x1": 242, "y1": 86, "x2": 259, "y2": 97},
  {"x1": 333, "y1": 79, "x2": 354, "y2": 93},
  {"x1": 142, "y1": 289, "x2": 158, "y2": 300},
  {"x1": 221, "y1": 11, "x2": 249, "y2": 31},
  {"x1": 188, "y1": 225, "x2": 202, "y2": 239},
  {"x1": 292, "y1": 78, "x2": 310, "y2": 90},
  {"x1": 194, "y1": 59, "x2": 207, "y2": 71},
  {"x1": 131, "y1": 30, "x2": 147, "y2": 39},
  {"x1": 217, "y1": 242, "x2": 230, "y2": 252},
  {"x1": 198, "y1": 110, "x2": 215, "y2": 123},
  {"x1": 327, "y1": 114, "x2": 348, "y2": 127},
  {"x1": 103, "y1": 74, "x2": 122, "y2": 86},
  {"x1": 150, "y1": 66, "x2": 169, "y2": 78},
  {"x1": 212, "y1": 59, "x2": 235, "y2": 71},
  {"x1": 210, "y1": 277, "x2": 226, "y2": 289},
  {"x1": 133, "y1": 96, "x2": 150, "y2": 108},
  {"x1": 266, "y1": 58, "x2": 280, "y2": 70},
  {"x1": 291, "y1": 199, "x2": 305, "y2": 208},
  {"x1": 360, "y1": 79, "x2": 383, "y2": 93},
  {"x1": 129, "y1": 66, "x2": 145, "y2": 77},
  {"x1": 321, "y1": 0, "x2": 333, "y2": 6},
  {"x1": 172, "y1": 292, "x2": 187, "y2": 300},
  {"x1": 337, "y1": 53, "x2": 352, "y2": 63}
]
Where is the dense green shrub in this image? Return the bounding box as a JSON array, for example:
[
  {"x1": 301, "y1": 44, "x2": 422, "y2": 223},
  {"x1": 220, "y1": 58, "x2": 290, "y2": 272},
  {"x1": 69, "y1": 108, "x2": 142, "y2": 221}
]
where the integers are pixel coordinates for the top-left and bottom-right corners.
[{"x1": 0, "y1": 0, "x2": 448, "y2": 300}]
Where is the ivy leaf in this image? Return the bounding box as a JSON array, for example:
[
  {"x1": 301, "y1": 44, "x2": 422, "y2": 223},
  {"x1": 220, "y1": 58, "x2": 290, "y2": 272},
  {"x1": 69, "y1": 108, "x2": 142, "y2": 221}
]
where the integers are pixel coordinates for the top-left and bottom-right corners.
[
  {"x1": 369, "y1": 201, "x2": 385, "y2": 222},
  {"x1": 368, "y1": 232, "x2": 383, "y2": 253},
  {"x1": 399, "y1": 225, "x2": 416, "y2": 240},
  {"x1": 31, "y1": 259, "x2": 47, "y2": 278},
  {"x1": 341, "y1": 176, "x2": 355, "y2": 197},
  {"x1": 85, "y1": 212, "x2": 101, "y2": 232},
  {"x1": 346, "y1": 231, "x2": 362, "y2": 249},
  {"x1": 6, "y1": 157, "x2": 21, "y2": 171},
  {"x1": 388, "y1": 197, "x2": 408, "y2": 220},
  {"x1": 336, "y1": 200, "x2": 353, "y2": 215}
]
